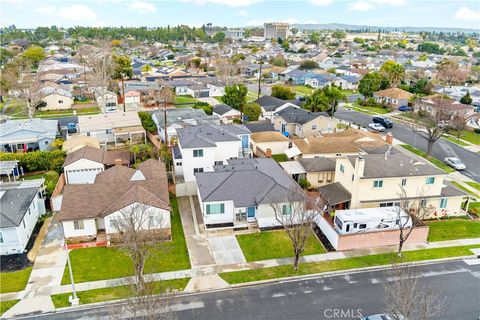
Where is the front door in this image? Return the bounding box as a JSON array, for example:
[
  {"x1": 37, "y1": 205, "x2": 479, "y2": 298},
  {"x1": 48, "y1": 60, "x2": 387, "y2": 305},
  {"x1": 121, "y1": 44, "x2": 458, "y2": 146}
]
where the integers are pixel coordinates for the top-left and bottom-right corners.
[{"x1": 247, "y1": 207, "x2": 256, "y2": 222}]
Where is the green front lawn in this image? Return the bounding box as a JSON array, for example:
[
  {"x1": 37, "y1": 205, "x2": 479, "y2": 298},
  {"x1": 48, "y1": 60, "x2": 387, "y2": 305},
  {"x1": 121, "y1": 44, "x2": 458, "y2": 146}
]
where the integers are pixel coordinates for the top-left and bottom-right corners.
[
  {"x1": 351, "y1": 103, "x2": 390, "y2": 114},
  {"x1": 270, "y1": 154, "x2": 288, "y2": 162},
  {"x1": 443, "y1": 135, "x2": 470, "y2": 147},
  {"x1": 11, "y1": 107, "x2": 101, "y2": 119},
  {"x1": 220, "y1": 245, "x2": 480, "y2": 284},
  {"x1": 399, "y1": 144, "x2": 455, "y2": 173},
  {"x1": 237, "y1": 230, "x2": 326, "y2": 262},
  {"x1": 0, "y1": 300, "x2": 19, "y2": 315},
  {"x1": 52, "y1": 278, "x2": 190, "y2": 308},
  {"x1": 450, "y1": 181, "x2": 480, "y2": 198},
  {"x1": 292, "y1": 85, "x2": 314, "y2": 95},
  {"x1": 466, "y1": 181, "x2": 480, "y2": 192},
  {"x1": 453, "y1": 130, "x2": 480, "y2": 145},
  {"x1": 62, "y1": 197, "x2": 190, "y2": 284},
  {"x1": 174, "y1": 95, "x2": 198, "y2": 105},
  {"x1": 426, "y1": 220, "x2": 480, "y2": 242},
  {"x1": 468, "y1": 202, "x2": 480, "y2": 215},
  {"x1": 0, "y1": 267, "x2": 32, "y2": 294}
]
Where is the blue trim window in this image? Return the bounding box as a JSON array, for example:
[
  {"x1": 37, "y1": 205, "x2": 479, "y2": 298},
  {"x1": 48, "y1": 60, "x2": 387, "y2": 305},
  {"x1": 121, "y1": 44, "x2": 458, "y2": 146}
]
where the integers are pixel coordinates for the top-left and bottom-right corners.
[
  {"x1": 206, "y1": 204, "x2": 225, "y2": 215},
  {"x1": 282, "y1": 204, "x2": 292, "y2": 215},
  {"x1": 340, "y1": 164, "x2": 345, "y2": 173},
  {"x1": 439, "y1": 198, "x2": 448, "y2": 209},
  {"x1": 373, "y1": 180, "x2": 383, "y2": 188},
  {"x1": 425, "y1": 177, "x2": 435, "y2": 185},
  {"x1": 401, "y1": 178, "x2": 407, "y2": 186},
  {"x1": 193, "y1": 149, "x2": 203, "y2": 157}
]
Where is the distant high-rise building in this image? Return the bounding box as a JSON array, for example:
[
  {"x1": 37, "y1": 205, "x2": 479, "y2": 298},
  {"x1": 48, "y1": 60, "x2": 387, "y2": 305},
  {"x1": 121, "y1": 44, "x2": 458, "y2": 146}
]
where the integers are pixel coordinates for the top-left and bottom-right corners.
[
  {"x1": 264, "y1": 22, "x2": 289, "y2": 40},
  {"x1": 225, "y1": 29, "x2": 245, "y2": 40}
]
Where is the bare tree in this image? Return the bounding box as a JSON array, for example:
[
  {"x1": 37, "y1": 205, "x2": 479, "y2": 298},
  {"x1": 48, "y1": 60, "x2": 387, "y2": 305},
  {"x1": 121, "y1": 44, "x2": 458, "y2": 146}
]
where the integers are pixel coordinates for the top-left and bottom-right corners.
[
  {"x1": 270, "y1": 188, "x2": 326, "y2": 270},
  {"x1": 412, "y1": 101, "x2": 452, "y2": 155},
  {"x1": 449, "y1": 115, "x2": 466, "y2": 142},
  {"x1": 111, "y1": 203, "x2": 169, "y2": 292},
  {"x1": 214, "y1": 57, "x2": 240, "y2": 85},
  {"x1": 396, "y1": 187, "x2": 434, "y2": 257},
  {"x1": 436, "y1": 59, "x2": 468, "y2": 88},
  {"x1": 383, "y1": 263, "x2": 445, "y2": 320},
  {"x1": 156, "y1": 87, "x2": 176, "y2": 146}
]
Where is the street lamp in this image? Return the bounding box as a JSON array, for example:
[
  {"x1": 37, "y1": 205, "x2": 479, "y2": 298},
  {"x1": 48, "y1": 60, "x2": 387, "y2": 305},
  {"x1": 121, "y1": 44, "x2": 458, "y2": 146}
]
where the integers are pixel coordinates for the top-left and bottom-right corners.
[{"x1": 63, "y1": 240, "x2": 79, "y2": 306}]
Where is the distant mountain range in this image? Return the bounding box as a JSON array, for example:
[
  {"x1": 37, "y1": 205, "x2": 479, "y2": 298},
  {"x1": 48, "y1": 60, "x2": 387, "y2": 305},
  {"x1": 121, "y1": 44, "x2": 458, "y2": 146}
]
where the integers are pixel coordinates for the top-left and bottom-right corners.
[{"x1": 291, "y1": 23, "x2": 479, "y2": 33}]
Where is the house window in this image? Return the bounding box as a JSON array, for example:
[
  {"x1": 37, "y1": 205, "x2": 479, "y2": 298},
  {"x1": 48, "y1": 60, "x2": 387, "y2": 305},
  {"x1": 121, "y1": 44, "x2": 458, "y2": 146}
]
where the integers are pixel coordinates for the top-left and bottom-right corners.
[
  {"x1": 33, "y1": 200, "x2": 35, "y2": 209},
  {"x1": 28, "y1": 208, "x2": 31, "y2": 215},
  {"x1": 149, "y1": 216, "x2": 159, "y2": 227},
  {"x1": 86, "y1": 132, "x2": 91, "y2": 137},
  {"x1": 311, "y1": 125, "x2": 317, "y2": 130},
  {"x1": 351, "y1": 174, "x2": 354, "y2": 181},
  {"x1": 359, "y1": 224, "x2": 367, "y2": 229},
  {"x1": 440, "y1": 198, "x2": 448, "y2": 209},
  {"x1": 425, "y1": 177, "x2": 435, "y2": 185},
  {"x1": 45, "y1": 141, "x2": 49, "y2": 146},
  {"x1": 282, "y1": 204, "x2": 292, "y2": 215},
  {"x1": 106, "y1": 129, "x2": 112, "y2": 134},
  {"x1": 74, "y1": 220, "x2": 84, "y2": 230},
  {"x1": 214, "y1": 161, "x2": 223, "y2": 166},
  {"x1": 401, "y1": 178, "x2": 407, "y2": 186},
  {"x1": 176, "y1": 162, "x2": 182, "y2": 166},
  {"x1": 206, "y1": 203, "x2": 225, "y2": 215},
  {"x1": 193, "y1": 168, "x2": 204, "y2": 174},
  {"x1": 59, "y1": 100, "x2": 63, "y2": 104},
  {"x1": 380, "y1": 202, "x2": 400, "y2": 207},
  {"x1": 339, "y1": 164, "x2": 345, "y2": 173},
  {"x1": 22, "y1": 219, "x2": 26, "y2": 229},
  {"x1": 193, "y1": 149, "x2": 204, "y2": 157},
  {"x1": 420, "y1": 199, "x2": 427, "y2": 207},
  {"x1": 0, "y1": 232, "x2": 3, "y2": 243},
  {"x1": 373, "y1": 180, "x2": 383, "y2": 188}
]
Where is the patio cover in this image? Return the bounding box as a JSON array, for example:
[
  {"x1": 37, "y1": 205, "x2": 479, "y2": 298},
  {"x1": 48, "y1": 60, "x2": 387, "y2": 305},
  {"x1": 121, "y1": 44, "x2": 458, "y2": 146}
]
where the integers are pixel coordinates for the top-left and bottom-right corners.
[
  {"x1": 279, "y1": 161, "x2": 306, "y2": 175},
  {"x1": 318, "y1": 182, "x2": 351, "y2": 205}
]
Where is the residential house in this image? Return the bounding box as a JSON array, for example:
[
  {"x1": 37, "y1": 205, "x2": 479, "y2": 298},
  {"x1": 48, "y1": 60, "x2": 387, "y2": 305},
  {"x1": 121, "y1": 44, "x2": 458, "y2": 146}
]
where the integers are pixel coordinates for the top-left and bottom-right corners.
[
  {"x1": 373, "y1": 88, "x2": 414, "y2": 109},
  {"x1": 272, "y1": 106, "x2": 338, "y2": 138},
  {"x1": 414, "y1": 95, "x2": 476, "y2": 119},
  {"x1": 58, "y1": 160, "x2": 171, "y2": 243},
  {"x1": 196, "y1": 158, "x2": 304, "y2": 229},
  {"x1": 95, "y1": 91, "x2": 118, "y2": 111},
  {"x1": 250, "y1": 131, "x2": 289, "y2": 157},
  {"x1": 39, "y1": 87, "x2": 74, "y2": 110},
  {"x1": 0, "y1": 119, "x2": 58, "y2": 152},
  {"x1": 254, "y1": 95, "x2": 300, "y2": 120},
  {"x1": 174, "y1": 123, "x2": 252, "y2": 186},
  {"x1": 283, "y1": 157, "x2": 336, "y2": 188},
  {"x1": 62, "y1": 136, "x2": 101, "y2": 154},
  {"x1": 244, "y1": 120, "x2": 275, "y2": 133},
  {"x1": 319, "y1": 152, "x2": 467, "y2": 217},
  {"x1": 63, "y1": 146, "x2": 130, "y2": 185},
  {"x1": 0, "y1": 179, "x2": 46, "y2": 255},
  {"x1": 290, "y1": 128, "x2": 388, "y2": 159},
  {"x1": 152, "y1": 107, "x2": 221, "y2": 143},
  {"x1": 213, "y1": 104, "x2": 241, "y2": 123},
  {"x1": 77, "y1": 112, "x2": 146, "y2": 147}
]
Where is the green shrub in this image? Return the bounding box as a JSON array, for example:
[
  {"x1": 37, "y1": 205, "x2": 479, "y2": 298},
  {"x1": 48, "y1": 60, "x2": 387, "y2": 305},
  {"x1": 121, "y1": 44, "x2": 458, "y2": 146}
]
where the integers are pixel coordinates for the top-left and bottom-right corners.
[
  {"x1": 474, "y1": 128, "x2": 480, "y2": 134},
  {"x1": 44, "y1": 171, "x2": 60, "y2": 197},
  {"x1": 138, "y1": 111, "x2": 157, "y2": 133},
  {"x1": 193, "y1": 102, "x2": 213, "y2": 115},
  {"x1": 0, "y1": 150, "x2": 66, "y2": 174},
  {"x1": 298, "y1": 178, "x2": 311, "y2": 190}
]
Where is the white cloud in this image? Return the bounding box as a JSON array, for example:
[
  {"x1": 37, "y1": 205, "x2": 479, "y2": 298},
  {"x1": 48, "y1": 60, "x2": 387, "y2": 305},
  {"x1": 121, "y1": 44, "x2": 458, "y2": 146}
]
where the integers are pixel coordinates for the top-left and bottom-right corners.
[
  {"x1": 349, "y1": 0, "x2": 406, "y2": 11},
  {"x1": 349, "y1": 1, "x2": 374, "y2": 11},
  {"x1": 309, "y1": 0, "x2": 332, "y2": 6},
  {"x1": 58, "y1": 5, "x2": 98, "y2": 21},
  {"x1": 128, "y1": 1, "x2": 157, "y2": 14},
  {"x1": 35, "y1": 5, "x2": 56, "y2": 14},
  {"x1": 454, "y1": 6, "x2": 480, "y2": 21},
  {"x1": 181, "y1": 0, "x2": 262, "y2": 7},
  {"x1": 237, "y1": 9, "x2": 249, "y2": 16}
]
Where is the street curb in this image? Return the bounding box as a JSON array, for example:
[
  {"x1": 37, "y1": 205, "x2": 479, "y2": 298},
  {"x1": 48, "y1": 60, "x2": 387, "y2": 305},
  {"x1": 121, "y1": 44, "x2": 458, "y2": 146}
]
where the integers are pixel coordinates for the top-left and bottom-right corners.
[{"x1": 11, "y1": 254, "x2": 478, "y2": 319}]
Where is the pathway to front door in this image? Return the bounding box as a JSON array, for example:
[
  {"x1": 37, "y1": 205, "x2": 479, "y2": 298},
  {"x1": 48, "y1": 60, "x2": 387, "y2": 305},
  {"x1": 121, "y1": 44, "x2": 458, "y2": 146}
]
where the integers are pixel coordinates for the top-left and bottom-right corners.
[{"x1": 208, "y1": 235, "x2": 246, "y2": 265}]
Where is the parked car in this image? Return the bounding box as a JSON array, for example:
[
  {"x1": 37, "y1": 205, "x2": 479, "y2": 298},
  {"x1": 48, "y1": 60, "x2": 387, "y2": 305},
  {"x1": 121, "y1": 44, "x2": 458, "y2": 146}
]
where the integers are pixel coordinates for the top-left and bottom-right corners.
[
  {"x1": 373, "y1": 116, "x2": 393, "y2": 128},
  {"x1": 105, "y1": 107, "x2": 117, "y2": 113},
  {"x1": 398, "y1": 105, "x2": 412, "y2": 112},
  {"x1": 444, "y1": 157, "x2": 466, "y2": 170},
  {"x1": 67, "y1": 123, "x2": 77, "y2": 133},
  {"x1": 368, "y1": 123, "x2": 385, "y2": 132}
]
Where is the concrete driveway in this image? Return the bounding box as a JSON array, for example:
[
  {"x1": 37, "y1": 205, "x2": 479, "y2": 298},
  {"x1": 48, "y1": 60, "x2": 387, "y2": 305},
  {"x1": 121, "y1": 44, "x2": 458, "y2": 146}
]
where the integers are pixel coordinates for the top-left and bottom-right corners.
[
  {"x1": 197, "y1": 97, "x2": 222, "y2": 106},
  {"x1": 208, "y1": 236, "x2": 246, "y2": 265}
]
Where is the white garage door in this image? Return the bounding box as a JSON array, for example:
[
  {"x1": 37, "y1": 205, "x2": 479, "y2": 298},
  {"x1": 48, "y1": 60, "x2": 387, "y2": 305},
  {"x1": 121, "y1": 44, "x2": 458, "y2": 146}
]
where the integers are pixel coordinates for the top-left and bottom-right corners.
[{"x1": 66, "y1": 168, "x2": 102, "y2": 184}]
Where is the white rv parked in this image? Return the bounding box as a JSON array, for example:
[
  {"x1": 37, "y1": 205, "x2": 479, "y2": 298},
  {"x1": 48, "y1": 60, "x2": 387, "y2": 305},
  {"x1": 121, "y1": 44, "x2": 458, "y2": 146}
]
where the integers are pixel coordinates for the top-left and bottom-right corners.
[{"x1": 333, "y1": 207, "x2": 411, "y2": 235}]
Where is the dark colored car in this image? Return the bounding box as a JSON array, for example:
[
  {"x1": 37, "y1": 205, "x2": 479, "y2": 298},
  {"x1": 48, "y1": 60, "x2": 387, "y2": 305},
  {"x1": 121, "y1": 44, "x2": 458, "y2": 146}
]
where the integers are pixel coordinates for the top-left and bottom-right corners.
[
  {"x1": 67, "y1": 123, "x2": 77, "y2": 133},
  {"x1": 398, "y1": 105, "x2": 412, "y2": 112},
  {"x1": 372, "y1": 116, "x2": 393, "y2": 128}
]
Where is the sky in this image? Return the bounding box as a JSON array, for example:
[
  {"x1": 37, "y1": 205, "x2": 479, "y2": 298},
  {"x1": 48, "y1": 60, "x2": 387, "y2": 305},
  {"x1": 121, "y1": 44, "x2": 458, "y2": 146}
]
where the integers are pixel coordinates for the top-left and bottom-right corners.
[{"x1": 1, "y1": 0, "x2": 479, "y2": 30}]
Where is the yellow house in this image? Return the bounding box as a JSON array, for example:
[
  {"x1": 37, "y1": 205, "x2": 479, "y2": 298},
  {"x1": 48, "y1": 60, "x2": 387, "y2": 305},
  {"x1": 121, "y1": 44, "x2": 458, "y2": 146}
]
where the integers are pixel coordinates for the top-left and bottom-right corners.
[
  {"x1": 272, "y1": 106, "x2": 338, "y2": 138},
  {"x1": 320, "y1": 152, "x2": 467, "y2": 218}
]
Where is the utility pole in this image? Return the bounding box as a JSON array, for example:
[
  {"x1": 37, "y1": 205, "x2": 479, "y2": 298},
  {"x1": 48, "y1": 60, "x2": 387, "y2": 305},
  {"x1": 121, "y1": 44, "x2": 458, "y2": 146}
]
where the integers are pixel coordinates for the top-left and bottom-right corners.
[
  {"x1": 121, "y1": 73, "x2": 126, "y2": 112},
  {"x1": 257, "y1": 58, "x2": 263, "y2": 99},
  {"x1": 65, "y1": 243, "x2": 79, "y2": 306}
]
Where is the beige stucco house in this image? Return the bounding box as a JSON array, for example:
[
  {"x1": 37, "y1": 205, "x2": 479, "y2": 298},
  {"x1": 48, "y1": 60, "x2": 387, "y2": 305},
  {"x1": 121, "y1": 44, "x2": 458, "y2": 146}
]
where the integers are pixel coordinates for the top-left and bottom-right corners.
[
  {"x1": 272, "y1": 106, "x2": 338, "y2": 138},
  {"x1": 250, "y1": 131, "x2": 289, "y2": 157}
]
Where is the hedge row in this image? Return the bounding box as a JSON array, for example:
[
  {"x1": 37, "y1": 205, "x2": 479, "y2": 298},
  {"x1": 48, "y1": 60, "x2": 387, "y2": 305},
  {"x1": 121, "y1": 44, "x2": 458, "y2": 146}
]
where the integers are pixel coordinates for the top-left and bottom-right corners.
[{"x1": 0, "y1": 150, "x2": 66, "y2": 174}]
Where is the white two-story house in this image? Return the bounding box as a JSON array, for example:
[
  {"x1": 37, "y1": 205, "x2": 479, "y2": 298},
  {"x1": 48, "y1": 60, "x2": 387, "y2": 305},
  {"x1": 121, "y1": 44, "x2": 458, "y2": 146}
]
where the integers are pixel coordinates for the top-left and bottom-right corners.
[
  {"x1": 0, "y1": 180, "x2": 46, "y2": 255},
  {"x1": 319, "y1": 151, "x2": 467, "y2": 218},
  {"x1": 174, "y1": 123, "x2": 252, "y2": 185}
]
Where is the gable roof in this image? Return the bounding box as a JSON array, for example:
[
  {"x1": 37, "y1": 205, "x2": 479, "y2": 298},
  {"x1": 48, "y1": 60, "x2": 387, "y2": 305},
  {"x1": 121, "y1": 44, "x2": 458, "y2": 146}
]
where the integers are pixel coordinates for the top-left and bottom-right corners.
[
  {"x1": 196, "y1": 158, "x2": 303, "y2": 207},
  {"x1": 213, "y1": 104, "x2": 236, "y2": 115},
  {"x1": 251, "y1": 131, "x2": 289, "y2": 143},
  {"x1": 0, "y1": 119, "x2": 58, "y2": 141},
  {"x1": 244, "y1": 120, "x2": 275, "y2": 132},
  {"x1": 298, "y1": 157, "x2": 336, "y2": 172},
  {"x1": 177, "y1": 123, "x2": 250, "y2": 148},
  {"x1": 63, "y1": 146, "x2": 130, "y2": 167},
  {"x1": 275, "y1": 106, "x2": 328, "y2": 125},
  {"x1": 0, "y1": 187, "x2": 38, "y2": 228},
  {"x1": 254, "y1": 95, "x2": 289, "y2": 111},
  {"x1": 374, "y1": 88, "x2": 414, "y2": 100}
]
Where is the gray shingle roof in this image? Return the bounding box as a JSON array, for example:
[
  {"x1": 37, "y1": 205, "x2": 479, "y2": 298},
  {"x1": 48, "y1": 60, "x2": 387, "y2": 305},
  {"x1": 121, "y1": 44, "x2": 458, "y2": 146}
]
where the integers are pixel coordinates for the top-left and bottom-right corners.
[
  {"x1": 347, "y1": 152, "x2": 445, "y2": 179},
  {"x1": 177, "y1": 123, "x2": 250, "y2": 148},
  {"x1": 196, "y1": 158, "x2": 303, "y2": 207},
  {"x1": 275, "y1": 106, "x2": 328, "y2": 125},
  {"x1": 213, "y1": 104, "x2": 234, "y2": 115},
  {"x1": 152, "y1": 107, "x2": 220, "y2": 127},
  {"x1": 318, "y1": 182, "x2": 351, "y2": 205},
  {"x1": 298, "y1": 158, "x2": 336, "y2": 172},
  {"x1": 244, "y1": 120, "x2": 275, "y2": 132},
  {"x1": 0, "y1": 187, "x2": 38, "y2": 228}
]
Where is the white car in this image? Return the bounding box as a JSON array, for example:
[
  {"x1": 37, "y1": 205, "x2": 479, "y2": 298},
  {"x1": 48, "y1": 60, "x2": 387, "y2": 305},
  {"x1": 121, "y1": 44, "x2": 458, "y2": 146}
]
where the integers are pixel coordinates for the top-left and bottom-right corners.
[
  {"x1": 368, "y1": 123, "x2": 385, "y2": 132},
  {"x1": 105, "y1": 107, "x2": 117, "y2": 114},
  {"x1": 444, "y1": 157, "x2": 466, "y2": 171}
]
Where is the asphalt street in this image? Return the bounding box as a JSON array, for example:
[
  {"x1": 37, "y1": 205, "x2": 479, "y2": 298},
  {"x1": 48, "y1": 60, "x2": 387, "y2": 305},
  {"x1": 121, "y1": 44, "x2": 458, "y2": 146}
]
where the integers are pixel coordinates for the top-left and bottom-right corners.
[
  {"x1": 17, "y1": 259, "x2": 480, "y2": 320},
  {"x1": 335, "y1": 107, "x2": 480, "y2": 182}
]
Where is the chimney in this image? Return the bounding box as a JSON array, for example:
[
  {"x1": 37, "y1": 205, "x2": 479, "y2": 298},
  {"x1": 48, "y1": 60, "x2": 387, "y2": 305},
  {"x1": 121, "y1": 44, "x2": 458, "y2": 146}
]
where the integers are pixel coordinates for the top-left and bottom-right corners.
[
  {"x1": 385, "y1": 132, "x2": 393, "y2": 144},
  {"x1": 265, "y1": 148, "x2": 272, "y2": 158},
  {"x1": 354, "y1": 156, "x2": 365, "y2": 178},
  {"x1": 114, "y1": 158, "x2": 123, "y2": 166}
]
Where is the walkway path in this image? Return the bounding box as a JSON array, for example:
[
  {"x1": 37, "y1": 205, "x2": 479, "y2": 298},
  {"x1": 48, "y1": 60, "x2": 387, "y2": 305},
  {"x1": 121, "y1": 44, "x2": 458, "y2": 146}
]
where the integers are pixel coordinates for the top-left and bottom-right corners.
[{"x1": 3, "y1": 216, "x2": 68, "y2": 318}]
